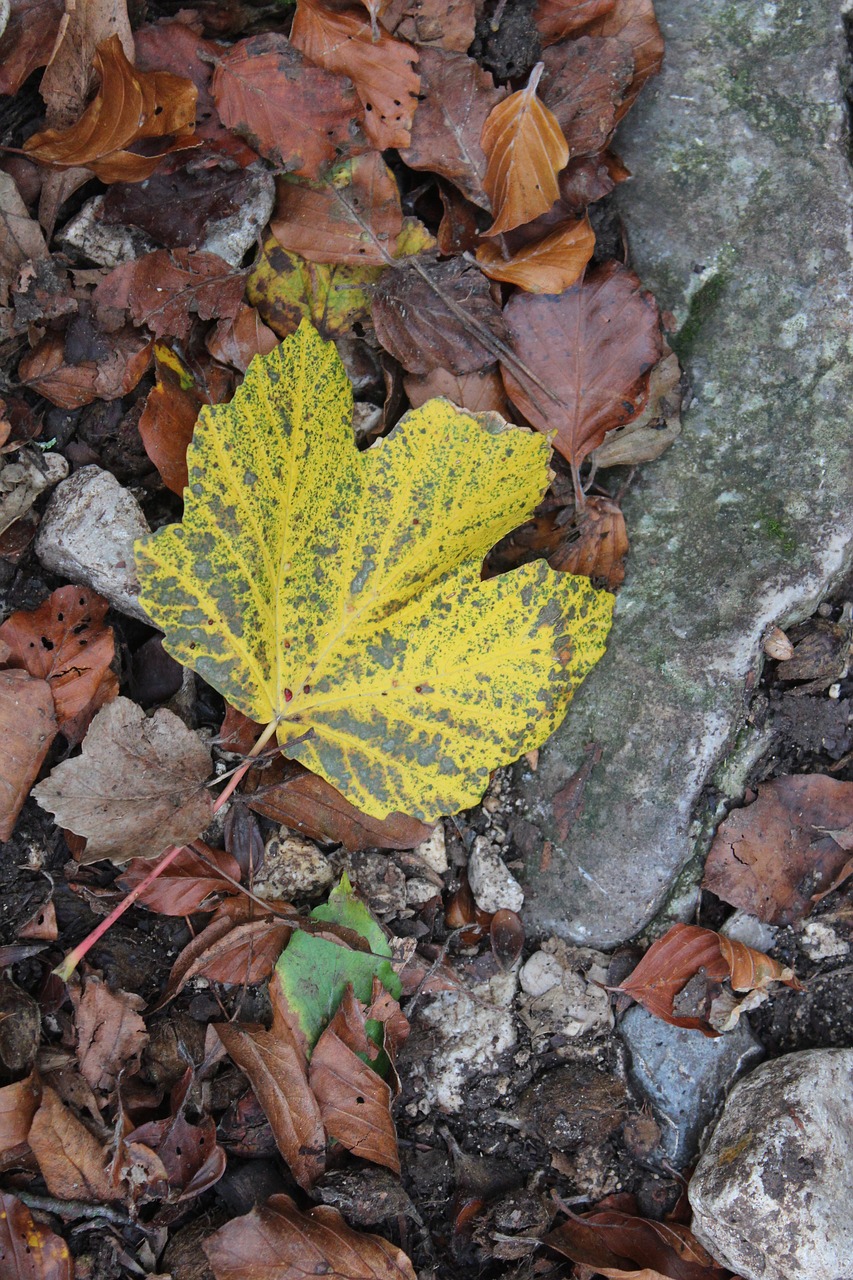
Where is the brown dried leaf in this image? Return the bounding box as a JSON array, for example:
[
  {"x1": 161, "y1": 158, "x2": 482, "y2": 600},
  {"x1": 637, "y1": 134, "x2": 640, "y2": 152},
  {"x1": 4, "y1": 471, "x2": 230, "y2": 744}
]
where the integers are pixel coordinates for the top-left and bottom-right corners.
[
  {"x1": 291, "y1": 0, "x2": 420, "y2": 150},
  {"x1": 19, "y1": 327, "x2": 153, "y2": 410},
  {"x1": 703, "y1": 775, "x2": 853, "y2": 925},
  {"x1": 95, "y1": 248, "x2": 245, "y2": 342},
  {"x1": 24, "y1": 35, "x2": 199, "y2": 183},
  {"x1": 203, "y1": 1193, "x2": 417, "y2": 1279},
  {"x1": 615, "y1": 924, "x2": 729, "y2": 1034},
  {"x1": 399, "y1": 48, "x2": 505, "y2": 209},
  {"x1": 501, "y1": 261, "x2": 662, "y2": 467},
  {"x1": 211, "y1": 34, "x2": 366, "y2": 176},
  {"x1": 380, "y1": 0, "x2": 475, "y2": 51},
  {"x1": 0, "y1": 586, "x2": 118, "y2": 744},
  {"x1": 545, "y1": 1204, "x2": 728, "y2": 1279},
  {"x1": 28, "y1": 1085, "x2": 117, "y2": 1203},
  {"x1": 309, "y1": 985, "x2": 400, "y2": 1174},
  {"x1": 0, "y1": 0, "x2": 65, "y2": 97},
  {"x1": 476, "y1": 217, "x2": 594, "y2": 294},
  {"x1": 270, "y1": 154, "x2": 403, "y2": 266},
  {"x1": 490, "y1": 909, "x2": 524, "y2": 970},
  {"x1": 243, "y1": 755, "x2": 433, "y2": 853},
  {"x1": 36, "y1": 0, "x2": 134, "y2": 131},
  {"x1": 139, "y1": 345, "x2": 234, "y2": 495},
  {"x1": 481, "y1": 63, "x2": 568, "y2": 236},
  {"x1": 161, "y1": 898, "x2": 293, "y2": 1002},
  {"x1": 0, "y1": 1075, "x2": 40, "y2": 1160},
  {"x1": 582, "y1": 0, "x2": 664, "y2": 120},
  {"x1": 373, "y1": 257, "x2": 507, "y2": 375},
  {"x1": 33, "y1": 697, "x2": 213, "y2": 865},
  {"x1": 215, "y1": 1000, "x2": 326, "y2": 1191},
  {"x1": 127, "y1": 1069, "x2": 226, "y2": 1201},
  {"x1": 206, "y1": 304, "x2": 278, "y2": 374},
  {"x1": 71, "y1": 975, "x2": 148, "y2": 1096},
  {"x1": 0, "y1": 669, "x2": 56, "y2": 842},
  {"x1": 539, "y1": 35, "x2": 635, "y2": 156},
  {"x1": 403, "y1": 367, "x2": 511, "y2": 417},
  {"x1": 0, "y1": 172, "x2": 47, "y2": 307},
  {"x1": 117, "y1": 843, "x2": 241, "y2": 916},
  {"x1": 0, "y1": 1190, "x2": 72, "y2": 1280},
  {"x1": 590, "y1": 349, "x2": 682, "y2": 468},
  {"x1": 549, "y1": 495, "x2": 629, "y2": 589},
  {"x1": 718, "y1": 936, "x2": 801, "y2": 994},
  {"x1": 533, "y1": 0, "x2": 615, "y2": 44}
]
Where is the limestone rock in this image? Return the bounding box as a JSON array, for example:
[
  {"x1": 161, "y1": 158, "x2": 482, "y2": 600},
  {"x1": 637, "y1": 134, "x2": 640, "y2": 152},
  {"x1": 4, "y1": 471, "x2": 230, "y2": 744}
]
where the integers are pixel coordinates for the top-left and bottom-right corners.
[
  {"x1": 518, "y1": 940, "x2": 612, "y2": 1046},
  {"x1": 34, "y1": 466, "x2": 150, "y2": 621},
  {"x1": 256, "y1": 831, "x2": 334, "y2": 902},
  {"x1": 468, "y1": 836, "x2": 524, "y2": 913},
  {"x1": 689, "y1": 1049, "x2": 853, "y2": 1280}
]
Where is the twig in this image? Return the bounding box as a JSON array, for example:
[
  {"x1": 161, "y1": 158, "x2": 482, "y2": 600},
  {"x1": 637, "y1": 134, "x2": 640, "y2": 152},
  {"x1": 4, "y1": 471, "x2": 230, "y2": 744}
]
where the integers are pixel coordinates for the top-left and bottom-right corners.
[{"x1": 15, "y1": 1190, "x2": 133, "y2": 1227}]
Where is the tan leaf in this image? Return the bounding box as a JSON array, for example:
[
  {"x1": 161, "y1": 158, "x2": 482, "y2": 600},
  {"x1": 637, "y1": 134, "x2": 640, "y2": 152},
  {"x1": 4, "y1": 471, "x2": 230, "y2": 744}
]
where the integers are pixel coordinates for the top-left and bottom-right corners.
[
  {"x1": 203, "y1": 1193, "x2": 417, "y2": 1279},
  {"x1": 291, "y1": 0, "x2": 420, "y2": 150},
  {"x1": 0, "y1": 669, "x2": 56, "y2": 842},
  {"x1": 481, "y1": 62, "x2": 568, "y2": 236},
  {"x1": 0, "y1": 1074, "x2": 40, "y2": 1161},
  {"x1": 117, "y1": 843, "x2": 241, "y2": 917},
  {"x1": 33, "y1": 697, "x2": 213, "y2": 864},
  {"x1": 28, "y1": 1086, "x2": 117, "y2": 1203},
  {"x1": 37, "y1": 0, "x2": 134, "y2": 130},
  {"x1": 590, "y1": 349, "x2": 682, "y2": 469},
  {"x1": 476, "y1": 216, "x2": 594, "y2": 293},
  {"x1": 0, "y1": 172, "x2": 47, "y2": 307},
  {"x1": 403, "y1": 367, "x2": 511, "y2": 417},
  {"x1": 549, "y1": 495, "x2": 629, "y2": 590},
  {"x1": 71, "y1": 975, "x2": 148, "y2": 1097},
  {"x1": 533, "y1": 0, "x2": 615, "y2": 45}
]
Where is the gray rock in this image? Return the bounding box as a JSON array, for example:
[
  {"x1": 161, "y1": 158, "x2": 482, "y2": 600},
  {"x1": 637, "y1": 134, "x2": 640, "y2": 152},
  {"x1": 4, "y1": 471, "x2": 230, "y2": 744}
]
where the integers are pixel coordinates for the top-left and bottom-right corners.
[
  {"x1": 58, "y1": 196, "x2": 157, "y2": 269},
  {"x1": 689, "y1": 1049, "x2": 853, "y2": 1280},
  {"x1": 516, "y1": 0, "x2": 853, "y2": 945},
  {"x1": 621, "y1": 1005, "x2": 763, "y2": 1168},
  {"x1": 34, "y1": 466, "x2": 150, "y2": 621},
  {"x1": 201, "y1": 164, "x2": 275, "y2": 267},
  {"x1": 468, "y1": 835, "x2": 524, "y2": 913}
]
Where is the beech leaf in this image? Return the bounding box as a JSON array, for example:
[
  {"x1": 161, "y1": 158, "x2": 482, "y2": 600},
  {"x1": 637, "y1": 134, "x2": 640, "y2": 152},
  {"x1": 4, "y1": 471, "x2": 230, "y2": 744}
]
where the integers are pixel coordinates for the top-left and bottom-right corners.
[
  {"x1": 33, "y1": 697, "x2": 213, "y2": 864},
  {"x1": 0, "y1": 669, "x2": 56, "y2": 842},
  {"x1": 135, "y1": 321, "x2": 612, "y2": 821},
  {"x1": 0, "y1": 1191, "x2": 72, "y2": 1280},
  {"x1": 476, "y1": 216, "x2": 595, "y2": 294}
]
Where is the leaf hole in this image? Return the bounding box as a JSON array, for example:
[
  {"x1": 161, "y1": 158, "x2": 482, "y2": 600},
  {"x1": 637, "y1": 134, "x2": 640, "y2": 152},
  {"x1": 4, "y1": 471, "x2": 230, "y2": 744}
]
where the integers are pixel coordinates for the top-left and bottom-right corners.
[
  {"x1": 57, "y1": 612, "x2": 64, "y2": 621},
  {"x1": 40, "y1": 636, "x2": 54, "y2": 651},
  {"x1": 356, "y1": 1096, "x2": 365, "y2": 1105}
]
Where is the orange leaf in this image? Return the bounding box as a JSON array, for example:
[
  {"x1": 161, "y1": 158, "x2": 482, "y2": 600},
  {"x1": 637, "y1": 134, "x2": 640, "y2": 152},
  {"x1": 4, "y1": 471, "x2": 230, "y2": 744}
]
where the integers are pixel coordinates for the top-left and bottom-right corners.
[
  {"x1": 549, "y1": 495, "x2": 629, "y2": 590},
  {"x1": 0, "y1": 1075, "x2": 40, "y2": 1162},
  {"x1": 270, "y1": 153, "x2": 403, "y2": 266},
  {"x1": 23, "y1": 35, "x2": 198, "y2": 183},
  {"x1": 718, "y1": 937, "x2": 801, "y2": 993},
  {"x1": 291, "y1": 0, "x2": 420, "y2": 150},
  {"x1": 615, "y1": 924, "x2": 729, "y2": 1034},
  {"x1": 481, "y1": 62, "x2": 568, "y2": 236},
  {"x1": 0, "y1": 1191, "x2": 72, "y2": 1280},
  {"x1": 476, "y1": 216, "x2": 594, "y2": 293},
  {"x1": 0, "y1": 669, "x2": 56, "y2": 842}
]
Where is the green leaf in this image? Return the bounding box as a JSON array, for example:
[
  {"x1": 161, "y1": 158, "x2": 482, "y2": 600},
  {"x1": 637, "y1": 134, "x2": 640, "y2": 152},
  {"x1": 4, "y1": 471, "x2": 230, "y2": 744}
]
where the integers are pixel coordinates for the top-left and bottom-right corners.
[
  {"x1": 135, "y1": 320, "x2": 613, "y2": 821},
  {"x1": 274, "y1": 874, "x2": 399, "y2": 1056}
]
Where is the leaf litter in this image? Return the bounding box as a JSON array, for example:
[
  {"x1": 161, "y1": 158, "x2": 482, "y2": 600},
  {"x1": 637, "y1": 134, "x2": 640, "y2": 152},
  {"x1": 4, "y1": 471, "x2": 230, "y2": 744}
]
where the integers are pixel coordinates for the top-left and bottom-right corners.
[{"x1": 0, "y1": 0, "x2": 839, "y2": 1275}]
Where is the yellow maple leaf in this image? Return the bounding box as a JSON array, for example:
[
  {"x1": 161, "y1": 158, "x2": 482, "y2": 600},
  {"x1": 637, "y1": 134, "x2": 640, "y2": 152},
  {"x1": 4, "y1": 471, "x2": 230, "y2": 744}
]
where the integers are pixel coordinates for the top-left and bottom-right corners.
[{"x1": 135, "y1": 321, "x2": 612, "y2": 821}]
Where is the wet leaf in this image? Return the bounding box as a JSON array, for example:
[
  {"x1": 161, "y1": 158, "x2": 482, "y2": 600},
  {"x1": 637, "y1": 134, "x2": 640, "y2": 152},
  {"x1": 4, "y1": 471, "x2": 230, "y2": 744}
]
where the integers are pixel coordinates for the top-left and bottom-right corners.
[
  {"x1": 291, "y1": 0, "x2": 420, "y2": 150},
  {"x1": 270, "y1": 154, "x2": 404, "y2": 266},
  {"x1": 24, "y1": 35, "x2": 199, "y2": 183},
  {"x1": 95, "y1": 248, "x2": 245, "y2": 342},
  {"x1": 118, "y1": 843, "x2": 241, "y2": 916},
  {"x1": 501, "y1": 260, "x2": 662, "y2": 468},
  {"x1": 211, "y1": 34, "x2": 366, "y2": 176},
  {"x1": 583, "y1": 0, "x2": 664, "y2": 120},
  {"x1": 71, "y1": 975, "x2": 148, "y2": 1097},
  {"x1": 33, "y1": 697, "x2": 213, "y2": 864},
  {"x1": 203, "y1": 1193, "x2": 417, "y2": 1279},
  {"x1": 0, "y1": 0, "x2": 65, "y2": 97},
  {"x1": 136, "y1": 322, "x2": 612, "y2": 821},
  {"x1": 0, "y1": 1191, "x2": 72, "y2": 1280},
  {"x1": 247, "y1": 234, "x2": 380, "y2": 340},
  {"x1": 476, "y1": 216, "x2": 595, "y2": 293},
  {"x1": 481, "y1": 63, "x2": 568, "y2": 236},
  {"x1": 0, "y1": 1075, "x2": 40, "y2": 1161},
  {"x1": 490, "y1": 909, "x2": 525, "y2": 970},
  {"x1": 0, "y1": 586, "x2": 118, "y2": 744},
  {"x1": 139, "y1": 345, "x2": 234, "y2": 495},
  {"x1": 540, "y1": 35, "x2": 635, "y2": 156},
  {"x1": 0, "y1": 669, "x2": 56, "y2": 842},
  {"x1": 550, "y1": 495, "x2": 629, "y2": 590},
  {"x1": 28, "y1": 1086, "x2": 118, "y2": 1203},
  {"x1": 545, "y1": 1202, "x2": 729, "y2": 1279},
  {"x1": 399, "y1": 48, "x2": 505, "y2": 208},
  {"x1": 703, "y1": 774, "x2": 853, "y2": 925},
  {"x1": 19, "y1": 327, "x2": 153, "y2": 410}
]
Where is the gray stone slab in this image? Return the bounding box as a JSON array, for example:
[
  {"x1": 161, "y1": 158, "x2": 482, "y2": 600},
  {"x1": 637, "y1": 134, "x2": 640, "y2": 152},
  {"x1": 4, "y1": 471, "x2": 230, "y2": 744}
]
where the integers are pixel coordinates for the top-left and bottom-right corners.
[{"x1": 516, "y1": 0, "x2": 853, "y2": 946}]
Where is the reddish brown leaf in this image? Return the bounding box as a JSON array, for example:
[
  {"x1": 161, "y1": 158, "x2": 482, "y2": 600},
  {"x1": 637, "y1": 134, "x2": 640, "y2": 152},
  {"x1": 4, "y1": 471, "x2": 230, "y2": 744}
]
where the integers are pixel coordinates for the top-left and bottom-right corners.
[
  {"x1": 545, "y1": 1204, "x2": 728, "y2": 1279},
  {"x1": 206, "y1": 304, "x2": 278, "y2": 374},
  {"x1": 127, "y1": 1069, "x2": 226, "y2": 1201},
  {"x1": 476, "y1": 217, "x2": 594, "y2": 294},
  {"x1": 71, "y1": 975, "x2": 148, "y2": 1097},
  {"x1": 33, "y1": 697, "x2": 213, "y2": 865},
  {"x1": 481, "y1": 63, "x2": 568, "y2": 236},
  {"x1": 215, "y1": 1001, "x2": 326, "y2": 1190},
  {"x1": 161, "y1": 898, "x2": 293, "y2": 1002},
  {"x1": 539, "y1": 35, "x2": 635, "y2": 156},
  {"x1": 615, "y1": 924, "x2": 729, "y2": 1034},
  {"x1": 0, "y1": 586, "x2": 118, "y2": 744},
  {"x1": 533, "y1": 0, "x2": 615, "y2": 45},
  {"x1": 95, "y1": 248, "x2": 245, "y2": 342},
  {"x1": 400, "y1": 48, "x2": 505, "y2": 208},
  {"x1": 211, "y1": 34, "x2": 366, "y2": 176},
  {"x1": 501, "y1": 261, "x2": 662, "y2": 468},
  {"x1": 403, "y1": 367, "x2": 511, "y2": 417},
  {"x1": 19, "y1": 327, "x2": 153, "y2": 410},
  {"x1": 0, "y1": 1191, "x2": 72, "y2": 1280},
  {"x1": 270, "y1": 154, "x2": 403, "y2": 266},
  {"x1": 118, "y1": 844, "x2": 241, "y2": 916},
  {"x1": 28, "y1": 1086, "x2": 118, "y2": 1203},
  {"x1": 718, "y1": 936, "x2": 801, "y2": 994},
  {"x1": 309, "y1": 986, "x2": 400, "y2": 1174},
  {"x1": 291, "y1": 0, "x2": 420, "y2": 150},
  {"x1": 374, "y1": 257, "x2": 507, "y2": 375},
  {"x1": 0, "y1": 1075, "x2": 39, "y2": 1161},
  {"x1": 380, "y1": 0, "x2": 475, "y2": 51},
  {"x1": 244, "y1": 755, "x2": 433, "y2": 853},
  {"x1": 549, "y1": 495, "x2": 629, "y2": 589},
  {"x1": 0, "y1": 0, "x2": 65, "y2": 97},
  {"x1": 0, "y1": 669, "x2": 56, "y2": 841},
  {"x1": 582, "y1": 0, "x2": 664, "y2": 120},
  {"x1": 703, "y1": 775, "x2": 853, "y2": 925},
  {"x1": 138, "y1": 346, "x2": 234, "y2": 495},
  {"x1": 24, "y1": 35, "x2": 199, "y2": 183},
  {"x1": 203, "y1": 1194, "x2": 417, "y2": 1279},
  {"x1": 490, "y1": 910, "x2": 525, "y2": 970}
]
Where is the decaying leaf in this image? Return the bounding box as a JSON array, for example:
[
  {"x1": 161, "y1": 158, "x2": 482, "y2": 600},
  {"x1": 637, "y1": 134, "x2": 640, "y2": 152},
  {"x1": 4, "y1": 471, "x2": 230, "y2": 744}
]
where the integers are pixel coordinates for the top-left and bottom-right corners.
[
  {"x1": 291, "y1": 0, "x2": 420, "y2": 150},
  {"x1": 28, "y1": 1086, "x2": 118, "y2": 1203},
  {"x1": 481, "y1": 63, "x2": 569, "y2": 236},
  {"x1": 703, "y1": 774, "x2": 853, "y2": 925},
  {"x1": 0, "y1": 0, "x2": 65, "y2": 97},
  {"x1": 164, "y1": 898, "x2": 292, "y2": 993},
  {"x1": 0, "y1": 171, "x2": 47, "y2": 307},
  {"x1": 0, "y1": 1075, "x2": 40, "y2": 1161},
  {"x1": 0, "y1": 1191, "x2": 72, "y2": 1280},
  {"x1": 0, "y1": 586, "x2": 118, "y2": 744},
  {"x1": 33, "y1": 697, "x2": 213, "y2": 864},
  {"x1": 550, "y1": 495, "x2": 629, "y2": 590},
  {"x1": 24, "y1": 35, "x2": 198, "y2": 183},
  {"x1": 126, "y1": 1069, "x2": 226, "y2": 1202},
  {"x1": 247, "y1": 234, "x2": 380, "y2": 340},
  {"x1": 96, "y1": 249, "x2": 245, "y2": 342},
  {"x1": 135, "y1": 322, "x2": 612, "y2": 821},
  {"x1": 403, "y1": 367, "x2": 511, "y2": 418},
  {"x1": 206, "y1": 304, "x2": 279, "y2": 374},
  {"x1": 590, "y1": 349, "x2": 682, "y2": 468},
  {"x1": 118, "y1": 844, "x2": 241, "y2": 916},
  {"x1": 476, "y1": 216, "x2": 595, "y2": 293},
  {"x1": 203, "y1": 1194, "x2": 417, "y2": 1280},
  {"x1": 545, "y1": 1198, "x2": 729, "y2": 1280},
  {"x1": 0, "y1": 446, "x2": 68, "y2": 538},
  {"x1": 380, "y1": 0, "x2": 476, "y2": 51},
  {"x1": 71, "y1": 975, "x2": 148, "y2": 1097},
  {"x1": 270, "y1": 154, "x2": 404, "y2": 266},
  {"x1": 539, "y1": 35, "x2": 635, "y2": 156},
  {"x1": 19, "y1": 327, "x2": 153, "y2": 410},
  {"x1": 501, "y1": 261, "x2": 662, "y2": 470},
  {"x1": 583, "y1": 0, "x2": 664, "y2": 119},
  {"x1": 0, "y1": 669, "x2": 56, "y2": 842},
  {"x1": 211, "y1": 34, "x2": 366, "y2": 176},
  {"x1": 139, "y1": 344, "x2": 234, "y2": 495}
]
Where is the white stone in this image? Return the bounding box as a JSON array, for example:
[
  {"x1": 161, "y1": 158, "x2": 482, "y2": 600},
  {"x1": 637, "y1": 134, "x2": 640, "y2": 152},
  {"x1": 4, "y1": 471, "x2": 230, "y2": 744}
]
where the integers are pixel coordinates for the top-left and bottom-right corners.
[
  {"x1": 201, "y1": 164, "x2": 275, "y2": 267},
  {"x1": 799, "y1": 919, "x2": 849, "y2": 962},
  {"x1": 518, "y1": 940, "x2": 612, "y2": 1044},
  {"x1": 412, "y1": 824, "x2": 448, "y2": 874},
  {"x1": 721, "y1": 909, "x2": 778, "y2": 954},
  {"x1": 34, "y1": 466, "x2": 150, "y2": 621},
  {"x1": 58, "y1": 196, "x2": 157, "y2": 268},
  {"x1": 467, "y1": 836, "x2": 523, "y2": 913},
  {"x1": 689, "y1": 1049, "x2": 853, "y2": 1280},
  {"x1": 408, "y1": 990, "x2": 516, "y2": 1113},
  {"x1": 255, "y1": 832, "x2": 334, "y2": 902},
  {"x1": 405, "y1": 877, "x2": 441, "y2": 907}
]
